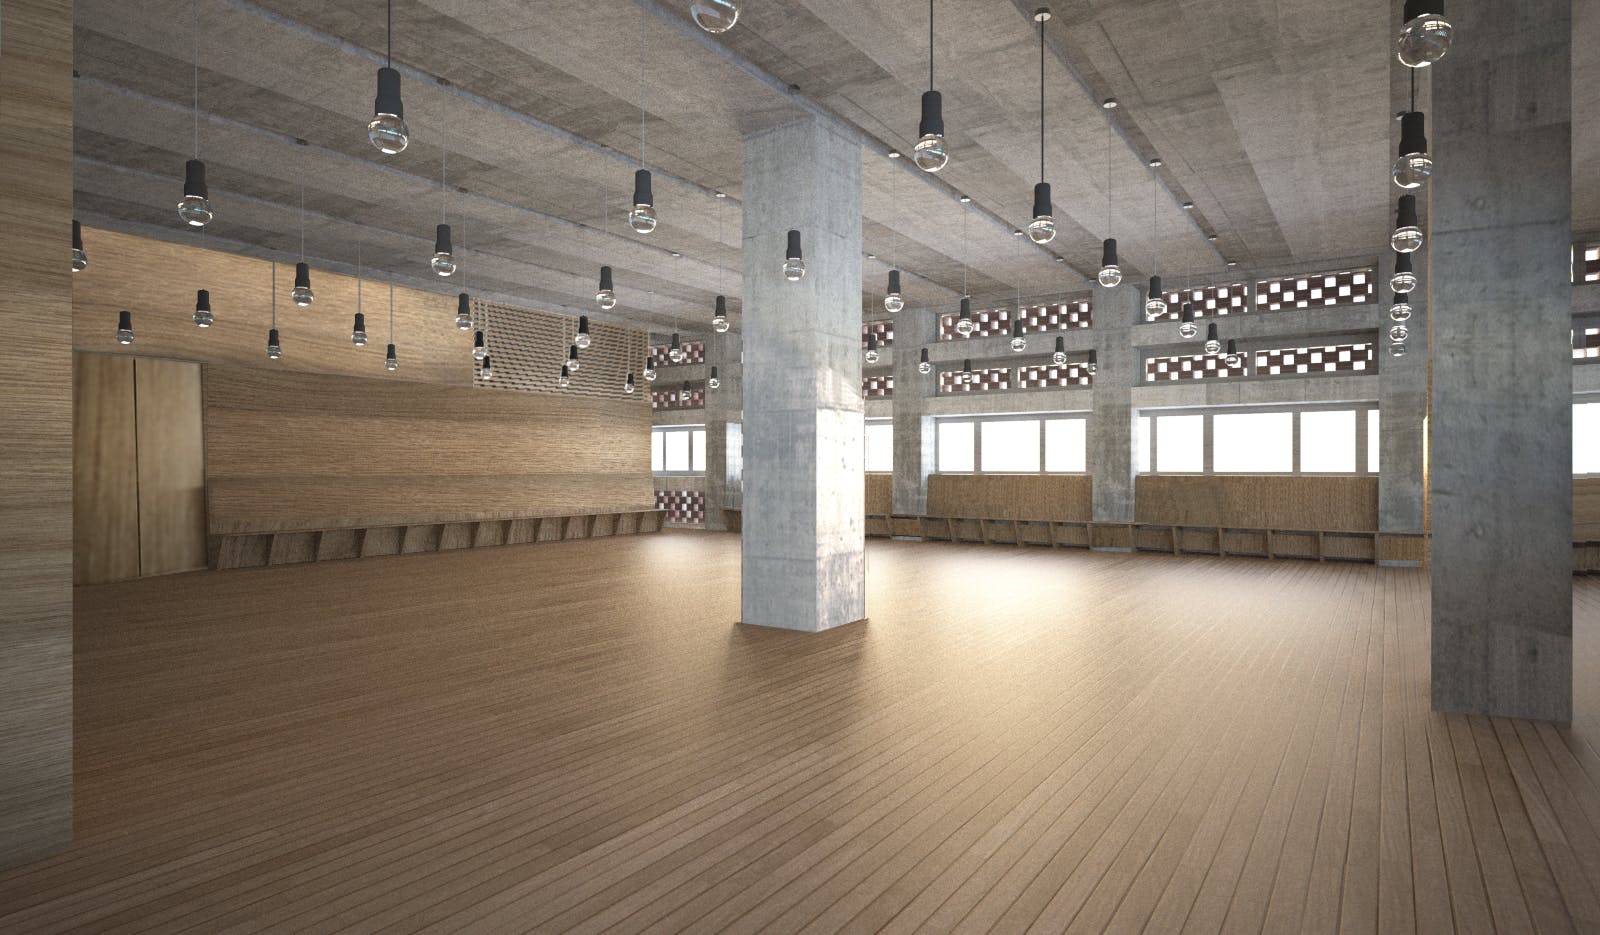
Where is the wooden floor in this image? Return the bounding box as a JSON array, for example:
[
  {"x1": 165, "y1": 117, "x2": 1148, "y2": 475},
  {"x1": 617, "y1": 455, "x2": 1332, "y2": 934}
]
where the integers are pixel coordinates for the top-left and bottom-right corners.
[{"x1": 4, "y1": 534, "x2": 1600, "y2": 933}]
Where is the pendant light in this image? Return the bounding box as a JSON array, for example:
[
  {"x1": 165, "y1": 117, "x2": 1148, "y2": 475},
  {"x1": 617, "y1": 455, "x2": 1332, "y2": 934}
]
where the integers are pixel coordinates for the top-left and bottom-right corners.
[
  {"x1": 567, "y1": 343, "x2": 581, "y2": 373},
  {"x1": 385, "y1": 285, "x2": 398, "y2": 371},
  {"x1": 292, "y1": 168, "x2": 314, "y2": 306},
  {"x1": 559, "y1": 364, "x2": 571, "y2": 388},
  {"x1": 691, "y1": 0, "x2": 739, "y2": 34},
  {"x1": 431, "y1": 151, "x2": 456, "y2": 276},
  {"x1": 1224, "y1": 339, "x2": 1242, "y2": 368},
  {"x1": 628, "y1": 28, "x2": 658, "y2": 234},
  {"x1": 1027, "y1": 9, "x2": 1056, "y2": 244},
  {"x1": 1390, "y1": 323, "x2": 1410, "y2": 342},
  {"x1": 1179, "y1": 302, "x2": 1197, "y2": 339},
  {"x1": 597, "y1": 266, "x2": 617, "y2": 309},
  {"x1": 456, "y1": 293, "x2": 472, "y2": 330},
  {"x1": 914, "y1": 0, "x2": 949, "y2": 173},
  {"x1": 267, "y1": 263, "x2": 282, "y2": 359},
  {"x1": 1053, "y1": 335, "x2": 1067, "y2": 365},
  {"x1": 351, "y1": 243, "x2": 367, "y2": 345},
  {"x1": 955, "y1": 205, "x2": 975, "y2": 335},
  {"x1": 643, "y1": 354, "x2": 657, "y2": 381},
  {"x1": 1392, "y1": 252, "x2": 1417, "y2": 293},
  {"x1": 865, "y1": 333, "x2": 880, "y2": 364},
  {"x1": 1396, "y1": 0, "x2": 1452, "y2": 67},
  {"x1": 1098, "y1": 118, "x2": 1121, "y2": 287},
  {"x1": 712, "y1": 295, "x2": 729, "y2": 333},
  {"x1": 481, "y1": 354, "x2": 494, "y2": 380},
  {"x1": 193, "y1": 289, "x2": 213, "y2": 328},
  {"x1": 885, "y1": 269, "x2": 904, "y2": 313},
  {"x1": 178, "y1": 1, "x2": 213, "y2": 227},
  {"x1": 918, "y1": 347, "x2": 932, "y2": 374},
  {"x1": 668, "y1": 332, "x2": 684, "y2": 363},
  {"x1": 1010, "y1": 319, "x2": 1027, "y2": 352},
  {"x1": 709, "y1": 366, "x2": 721, "y2": 389},
  {"x1": 956, "y1": 297, "x2": 974, "y2": 336},
  {"x1": 72, "y1": 220, "x2": 89, "y2": 272},
  {"x1": 1391, "y1": 293, "x2": 1413, "y2": 321},
  {"x1": 473, "y1": 330, "x2": 486, "y2": 360},
  {"x1": 680, "y1": 380, "x2": 691, "y2": 402},
  {"x1": 368, "y1": 0, "x2": 409, "y2": 154},
  {"x1": 1390, "y1": 342, "x2": 1408, "y2": 359},
  {"x1": 783, "y1": 230, "x2": 806, "y2": 281},
  {"x1": 576, "y1": 315, "x2": 592, "y2": 349},
  {"x1": 960, "y1": 358, "x2": 973, "y2": 384},
  {"x1": 625, "y1": 372, "x2": 636, "y2": 394},
  {"x1": 1145, "y1": 169, "x2": 1166, "y2": 317},
  {"x1": 1203, "y1": 322, "x2": 1220, "y2": 355},
  {"x1": 1392, "y1": 195, "x2": 1423, "y2": 253},
  {"x1": 116, "y1": 310, "x2": 134, "y2": 345},
  {"x1": 1085, "y1": 349, "x2": 1098, "y2": 375},
  {"x1": 1393, "y1": 112, "x2": 1432, "y2": 189}
]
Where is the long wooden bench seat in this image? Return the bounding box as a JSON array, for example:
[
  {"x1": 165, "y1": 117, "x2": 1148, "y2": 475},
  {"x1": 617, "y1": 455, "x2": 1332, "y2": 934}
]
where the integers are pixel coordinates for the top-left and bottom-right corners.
[{"x1": 209, "y1": 509, "x2": 664, "y2": 571}]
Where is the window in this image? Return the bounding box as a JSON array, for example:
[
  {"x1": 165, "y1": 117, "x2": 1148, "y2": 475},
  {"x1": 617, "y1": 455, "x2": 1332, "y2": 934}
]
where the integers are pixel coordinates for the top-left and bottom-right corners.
[
  {"x1": 1137, "y1": 416, "x2": 1152, "y2": 474},
  {"x1": 937, "y1": 421, "x2": 975, "y2": 472},
  {"x1": 981, "y1": 419, "x2": 1041, "y2": 472},
  {"x1": 865, "y1": 420, "x2": 893, "y2": 472},
  {"x1": 1045, "y1": 419, "x2": 1087, "y2": 472},
  {"x1": 1368, "y1": 410, "x2": 1380, "y2": 474},
  {"x1": 1300, "y1": 410, "x2": 1356, "y2": 473},
  {"x1": 1576, "y1": 402, "x2": 1600, "y2": 474},
  {"x1": 1156, "y1": 414, "x2": 1204, "y2": 473},
  {"x1": 1213, "y1": 412, "x2": 1293, "y2": 473},
  {"x1": 652, "y1": 425, "x2": 706, "y2": 473}
]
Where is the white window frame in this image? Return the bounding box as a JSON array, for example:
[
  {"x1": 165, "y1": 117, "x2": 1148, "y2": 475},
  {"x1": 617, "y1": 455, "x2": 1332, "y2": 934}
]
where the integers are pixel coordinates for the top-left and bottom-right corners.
[
  {"x1": 865, "y1": 418, "x2": 894, "y2": 473},
  {"x1": 934, "y1": 411, "x2": 1090, "y2": 475},
  {"x1": 652, "y1": 424, "x2": 706, "y2": 476},
  {"x1": 1138, "y1": 403, "x2": 1379, "y2": 476}
]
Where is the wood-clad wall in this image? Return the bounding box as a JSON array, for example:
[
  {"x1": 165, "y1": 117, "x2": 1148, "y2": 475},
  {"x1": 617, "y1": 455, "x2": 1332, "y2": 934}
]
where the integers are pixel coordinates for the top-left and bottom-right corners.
[
  {"x1": 71, "y1": 227, "x2": 471, "y2": 385},
  {"x1": 926, "y1": 475, "x2": 1094, "y2": 522},
  {"x1": 72, "y1": 355, "x2": 208, "y2": 585},
  {"x1": 1135, "y1": 475, "x2": 1380, "y2": 531},
  {"x1": 1, "y1": 0, "x2": 74, "y2": 869},
  {"x1": 1574, "y1": 477, "x2": 1600, "y2": 539},
  {"x1": 204, "y1": 366, "x2": 654, "y2": 534},
  {"x1": 865, "y1": 473, "x2": 892, "y2": 515}
]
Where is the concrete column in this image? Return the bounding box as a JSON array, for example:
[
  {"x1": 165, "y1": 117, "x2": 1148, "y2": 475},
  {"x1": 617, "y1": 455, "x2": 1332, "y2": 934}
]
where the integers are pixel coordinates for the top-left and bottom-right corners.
[
  {"x1": 1089, "y1": 281, "x2": 1141, "y2": 526},
  {"x1": 892, "y1": 309, "x2": 939, "y2": 515},
  {"x1": 1430, "y1": 0, "x2": 1571, "y2": 720},
  {"x1": 740, "y1": 115, "x2": 865, "y2": 632},
  {"x1": 703, "y1": 328, "x2": 742, "y2": 530}
]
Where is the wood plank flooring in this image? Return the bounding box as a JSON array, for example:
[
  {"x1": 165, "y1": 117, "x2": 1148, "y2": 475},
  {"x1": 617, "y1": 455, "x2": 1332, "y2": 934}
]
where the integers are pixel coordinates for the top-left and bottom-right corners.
[{"x1": 4, "y1": 534, "x2": 1600, "y2": 933}]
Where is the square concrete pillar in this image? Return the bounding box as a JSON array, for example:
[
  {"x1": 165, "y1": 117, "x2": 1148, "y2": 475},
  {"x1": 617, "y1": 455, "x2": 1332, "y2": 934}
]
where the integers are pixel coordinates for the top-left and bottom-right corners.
[
  {"x1": 740, "y1": 116, "x2": 865, "y2": 631},
  {"x1": 1430, "y1": 0, "x2": 1571, "y2": 720},
  {"x1": 703, "y1": 329, "x2": 742, "y2": 530},
  {"x1": 892, "y1": 309, "x2": 938, "y2": 515},
  {"x1": 1090, "y1": 281, "x2": 1141, "y2": 525}
]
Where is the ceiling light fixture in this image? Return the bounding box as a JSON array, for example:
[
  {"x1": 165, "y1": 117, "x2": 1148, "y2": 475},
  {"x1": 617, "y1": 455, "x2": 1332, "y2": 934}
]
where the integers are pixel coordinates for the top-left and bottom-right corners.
[
  {"x1": 691, "y1": 0, "x2": 740, "y2": 34},
  {"x1": 267, "y1": 263, "x2": 282, "y2": 359},
  {"x1": 712, "y1": 295, "x2": 730, "y2": 332},
  {"x1": 1393, "y1": 111, "x2": 1431, "y2": 189},
  {"x1": 885, "y1": 269, "x2": 903, "y2": 313},
  {"x1": 193, "y1": 289, "x2": 213, "y2": 328},
  {"x1": 567, "y1": 343, "x2": 581, "y2": 372},
  {"x1": 116, "y1": 310, "x2": 133, "y2": 345},
  {"x1": 559, "y1": 364, "x2": 571, "y2": 389},
  {"x1": 481, "y1": 354, "x2": 494, "y2": 380},
  {"x1": 292, "y1": 167, "x2": 314, "y2": 307},
  {"x1": 352, "y1": 246, "x2": 367, "y2": 346},
  {"x1": 1010, "y1": 319, "x2": 1027, "y2": 352},
  {"x1": 473, "y1": 329, "x2": 486, "y2": 361},
  {"x1": 1098, "y1": 119, "x2": 1121, "y2": 287},
  {"x1": 918, "y1": 347, "x2": 932, "y2": 374},
  {"x1": 1397, "y1": 0, "x2": 1452, "y2": 67},
  {"x1": 178, "y1": 0, "x2": 213, "y2": 227},
  {"x1": 597, "y1": 266, "x2": 616, "y2": 309},
  {"x1": 368, "y1": 0, "x2": 409, "y2": 154},
  {"x1": 456, "y1": 292, "x2": 472, "y2": 330},
  {"x1": 1179, "y1": 302, "x2": 1197, "y2": 339},
  {"x1": 432, "y1": 151, "x2": 456, "y2": 276},
  {"x1": 1085, "y1": 349, "x2": 1098, "y2": 375},
  {"x1": 914, "y1": 0, "x2": 949, "y2": 172},
  {"x1": 1392, "y1": 194, "x2": 1423, "y2": 252},
  {"x1": 865, "y1": 333, "x2": 880, "y2": 364},
  {"x1": 669, "y1": 331, "x2": 684, "y2": 363},
  {"x1": 708, "y1": 365, "x2": 721, "y2": 389},
  {"x1": 643, "y1": 354, "x2": 657, "y2": 381},
  {"x1": 72, "y1": 220, "x2": 88, "y2": 272},
  {"x1": 386, "y1": 285, "x2": 398, "y2": 371},
  {"x1": 1146, "y1": 166, "x2": 1165, "y2": 317},
  {"x1": 629, "y1": 25, "x2": 658, "y2": 234},
  {"x1": 1101, "y1": 98, "x2": 1118, "y2": 109},
  {"x1": 784, "y1": 230, "x2": 806, "y2": 281},
  {"x1": 1028, "y1": 9, "x2": 1056, "y2": 245},
  {"x1": 625, "y1": 372, "x2": 636, "y2": 394},
  {"x1": 1204, "y1": 322, "x2": 1220, "y2": 355},
  {"x1": 576, "y1": 315, "x2": 592, "y2": 349},
  {"x1": 955, "y1": 205, "x2": 975, "y2": 335},
  {"x1": 1390, "y1": 293, "x2": 1413, "y2": 321},
  {"x1": 1392, "y1": 252, "x2": 1417, "y2": 293},
  {"x1": 1224, "y1": 339, "x2": 1242, "y2": 368}
]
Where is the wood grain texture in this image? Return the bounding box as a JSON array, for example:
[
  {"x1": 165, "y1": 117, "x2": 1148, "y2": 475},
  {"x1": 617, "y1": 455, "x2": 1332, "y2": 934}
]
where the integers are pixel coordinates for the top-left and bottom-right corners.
[
  {"x1": 72, "y1": 354, "x2": 141, "y2": 585},
  {"x1": 3, "y1": 537, "x2": 1599, "y2": 930},
  {"x1": 133, "y1": 359, "x2": 207, "y2": 576},
  {"x1": 203, "y1": 365, "x2": 653, "y2": 534},
  {"x1": 0, "y1": 0, "x2": 75, "y2": 869},
  {"x1": 1575, "y1": 477, "x2": 1600, "y2": 539},
  {"x1": 926, "y1": 473, "x2": 1093, "y2": 522},
  {"x1": 865, "y1": 472, "x2": 892, "y2": 515},
  {"x1": 1136, "y1": 474, "x2": 1380, "y2": 531}
]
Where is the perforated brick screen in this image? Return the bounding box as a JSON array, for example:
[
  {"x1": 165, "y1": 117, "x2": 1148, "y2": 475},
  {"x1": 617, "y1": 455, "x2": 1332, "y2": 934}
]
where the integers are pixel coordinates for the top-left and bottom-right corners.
[
  {"x1": 938, "y1": 367, "x2": 1012, "y2": 393},
  {"x1": 1253, "y1": 342, "x2": 1374, "y2": 375},
  {"x1": 862, "y1": 320, "x2": 895, "y2": 348},
  {"x1": 651, "y1": 383, "x2": 706, "y2": 410},
  {"x1": 1015, "y1": 363, "x2": 1093, "y2": 388},
  {"x1": 1256, "y1": 269, "x2": 1376, "y2": 311},
  {"x1": 1143, "y1": 352, "x2": 1250, "y2": 382},
  {"x1": 648, "y1": 341, "x2": 706, "y2": 366},
  {"x1": 863, "y1": 373, "x2": 895, "y2": 398},
  {"x1": 655, "y1": 489, "x2": 705, "y2": 525},
  {"x1": 938, "y1": 307, "x2": 1010, "y2": 340},
  {"x1": 1149, "y1": 283, "x2": 1249, "y2": 322},
  {"x1": 1015, "y1": 300, "x2": 1092, "y2": 333}
]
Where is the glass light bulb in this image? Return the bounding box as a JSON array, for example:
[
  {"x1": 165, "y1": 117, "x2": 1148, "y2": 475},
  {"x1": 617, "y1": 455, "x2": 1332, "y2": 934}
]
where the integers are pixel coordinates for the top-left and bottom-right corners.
[
  {"x1": 1392, "y1": 270, "x2": 1418, "y2": 293},
  {"x1": 668, "y1": 346, "x2": 684, "y2": 363},
  {"x1": 865, "y1": 349, "x2": 880, "y2": 365},
  {"x1": 72, "y1": 248, "x2": 88, "y2": 273},
  {"x1": 628, "y1": 204, "x2": 658, "y2": 234},
  {"x1": 1086, "y1": 362, "x2": 1098, "y2": 375},
  {"x1": 913, "y1": 133, "x2": 948, "y2": 173},
  {"x1": 292, "y1": 285, "x2": 314, "y2": 307},
  {"x1": 709, "y1": 375, "x2": 721, "y2": 389},
  {"x1": 1225, "y1": 352, "x2": 1242, "y2": 368},
  {"x1": 352, "y1": 328, "x2": 367, "y2": 347},
  {"x1": 1052, "y1": 350, "x2": 1067, "y2": 366},
  {"x1": 1010, "y1": 336, "x2": 1027, "y2": 353},
  {"x1": 193, "y1": 309, "x2": 213, "y2": 328},
  {"x1": 884, "y1": 293, "x2": 904, "y2": 313},
  {"x1": 596, "y1": 289, "x2": 616, "y2": 310},
  {"x1": 386, "y1": 353, "x2": 398, "y2": 372},
  {"x1": 267, "y1": 342, "x2": 281, "y2": 360},
  {"x1": 177, "y1": 194, "x2": 213, "y2": 227},
  {"x1": 712, "y1": 315, "x2": 729, "y2": 333},
  {"x1": 431, "y1": 252, "x2": 457, "y2": 277},
  {"x1": 783, "y1": 258, "x2": 807, "y2": 281},
  {"x1": 1097, "y1": 264, "x2": 1122, "y2": 288},
  {"x1": 117, "y1": 327, "x2": 134, "y2": 345},
  {"x1": 575, "y1": 334, "x2": 592, "y2": 350},
  {"x1": 918, "y1": 360, "x2": 932, "y2": 375},
  {"x1": 1391, "y1": 300, "x2": 1413, "y2": 321},
  {"x1": 1397, "y1": 14, "x2": 1452, "y2": 67},
  {"x1": 456, "y1": 312, "x2": 472, "y2": 330},
  {"x1": 625, "y1": 380, "x2": 636, "y2": 394},
  {"x1": 567, "y1": 358, "x2": 580, "y2": 373},
  {"x1": 644, "y1": 365, "x2": 657, "y2": 381},
  {"x1": 690, "y1": 0, "x2": 739, "y2": 33},
  {"x1": 1145, "y1": 296, "x2": 1168, "y2": 318},
  {"x1": 1179, "y1": 321, "x2": 1199, "y2": 340},
  {"x1": 481, "y1": 362, "x2": 493, "y2": 380},
  {"x1": 368, "y1": 113, "x2": 409, "y2": 155},
  {"x1": 955, "y1": 317, "x2": 975, "y2": 337},
  {"x1": 1204, "y1": 337, "x2": 1221, "y2": 355},
  {"x1": 1390, "y1": 324, "x2": 1410, "y2": 342},
  {"x1": 1390, "y1": 341, "x2": 1408, "y2": 358},
  {"x1": 1028, "y1": 215, "x2": 1056, "y2": 244},
  {"x1": 559, "y1": 372, "x2": 571, "y2": 388},
  {"x1": 1392, "y1": 153, "x2": 1432, "y2": 189},
  {"x1": 473, "y1": 345, "x2": 487, "y2": 362},
  {"x1": 1391, "y1": 226, "x2": 1424, "y2": 254}
]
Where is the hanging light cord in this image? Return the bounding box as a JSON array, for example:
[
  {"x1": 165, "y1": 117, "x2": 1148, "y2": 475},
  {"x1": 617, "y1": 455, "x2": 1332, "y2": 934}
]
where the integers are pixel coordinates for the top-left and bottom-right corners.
[
  {"x1": 388, "y1": 285, "x2": 395, "y2": 343},
  {"x1": 441, "y1": 148, "x2": 447, "y2": 224},
  {"x1": 386, "y1": 0, "x2": 393, "y2": 67},
  {"x1": 1151, "y1": 166, "x2": 1158, "y2": 279},
  {"x1": 928, "y1": 0, "x2": 935, "y2": 90},
  {"x1": 270, "y1": 262, "x2": 277, "y2": 327},
  {"x1": 1409, "y1": 67, "x2": 1416, "y2": 111},
  {"x1": 961, "y1": 201, "x2": 968, "y2": 297},
  {"x1": 1038, "y1": 16, "x2": 1045, "y2": 183},
  {"x1": 638, "y1": 15, "x2": 647, "y2": 167},
  {"x1": 298, "y1": 165, "x2": 306, "y2": 260},
  {"x1": 356, "y1": 242, "x2": 362, "y2": 312},
  {"x1": 192, "y1": 0, "x2": 200, "y2": 158}
]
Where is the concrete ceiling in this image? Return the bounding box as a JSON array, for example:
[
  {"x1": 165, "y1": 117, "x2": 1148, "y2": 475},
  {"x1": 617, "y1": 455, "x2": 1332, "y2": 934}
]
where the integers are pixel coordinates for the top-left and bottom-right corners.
[{"x1": 71, "y1": 0, "x2": 1593, "y2": 336}]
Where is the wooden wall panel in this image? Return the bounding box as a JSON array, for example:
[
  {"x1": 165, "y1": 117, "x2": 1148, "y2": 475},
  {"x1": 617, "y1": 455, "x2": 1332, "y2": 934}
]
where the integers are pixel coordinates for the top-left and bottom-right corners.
[
  {"x1": 1, "y1": 0, "x2": 75, "y2": 869},
  {"x1": 1575, "y1": 477, "x2": 1600, "y2": 539},
  {"x1": 73, "y1": 355, "x2": 140, "y2": 585},
  {"x1": 1135, "y1": 475, "x2": 1379, "y2": 531},
  {"x1": 864, "y1": 473, "x2": 892, "y2": 515},
  {"x1": 134, "y1": 359, "x2": 207, "y2": 576},
  {"x1": 203, "y1": 366, "x2": 653, "y2": 534},
  {"x1": 925, "y1": 474, "x2": 1093, "y2": 522}
]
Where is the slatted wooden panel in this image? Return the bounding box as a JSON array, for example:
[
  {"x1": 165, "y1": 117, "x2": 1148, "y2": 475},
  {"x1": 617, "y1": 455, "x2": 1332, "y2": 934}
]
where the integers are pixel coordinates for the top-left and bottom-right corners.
[
  {"x1": 72, "y1": 227, "x2": 472, "y2": 385},
  {"x1": 134, "y1": 359, "x2": 207, "y2": 576},
  {"x1": 926, "y1": 474, "x2": 1093, "y2": 522},
  {"x1": 1135, "y1": 475, "x2": 1379, "y2": 531},
  {"x1": 1574, "y1": 477, "x2": 1600, "y2": 540},
  {"x1": 472, "y1": 299, "x2": 645, "y2": 398},
  {"x1": 864, "y1": 472, "x2": 893, "y2": 515},
  {"x1": 203, "y1": 365, "x2": 653, "y2": 535},
  {"x1": 72, "y1": 354, "x2": 140, "y2": 585}
]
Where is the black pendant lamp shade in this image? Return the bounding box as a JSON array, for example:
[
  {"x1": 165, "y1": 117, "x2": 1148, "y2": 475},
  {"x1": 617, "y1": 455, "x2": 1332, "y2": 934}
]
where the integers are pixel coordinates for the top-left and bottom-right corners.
[
  {"x1": 1101, "y1": 238, "x2": 1118, "y2": 269},
  {"x1": 1396, "y1": 195, "x2": 1420, "y2": 229},
  {"x1": 352, "y1": 312, "x2": 367, "y2": 345},
  {"x1": 959, "y1": 296, "x2": 972, "y2": 320},
  {"x1": 577, "y1": 314, "x2": 592, "y2": 349},
  {"x1": 473, "y1": 330, "x2": 485, "y2": 355},
  {"x1": 1181, "y1": 303, "x2": 1195, "y2": 324},
  {"x1": 369, "y1": 65, "x2": 409, "y2": 155},
  {"x1": 1086, "y1": 349, "x2": 1098, "y2": 373},
  {"x1": 293, "y1": 262, "x2": 313, "y2": 306},
  {"x1": 72, "y1": 220, "x2": 88, "y2": 272},
  {"x1": 116, "y1": 310, "x2": 134, "y2": 345},
  {"x1": 920, "y1": 347, "x2": 930, "y2": 364},
  {"x1": 633, "y1": 168, "x2": 653, "y2": 208},
  {"x1": 568, "y1": 344, "x2": 580, "y2": 371},
  {"x1": 184, "y1": 159, "x2": 208, "y2": 202},
  {"x1": 434, "y1": 223, "x2": 452, "y2": 256},
  {"x1": 376, "y1": 66, "x2": 404, "y2": 120},
  {"x1": 1398, "y1": 112, "x2": 1427, "y2": 159},
  {"x1": 918, "y1": 90, "x2": 945, "y2": 139},
  {"x1": 1032, "y1": 182, "x2": 1052, "y2": 221},
  {"x1": 599, "y1": 265, "x2": 614, "y2": 294},
  {"x1": 961, "y1": 357, "x2": 973, "y2": 383},
  {"x1": 1054, "y1": 335, "x2": 1065, "y2": 354},
  {"x1": 888, "y1": 269, "x2": 901, "y2": 295},
  {"x1": 1149, "y1": 275, "x2": 1163, "y2": 302},
  {"x1": 194, "y1": 288, "x2": 213, "y2": 328},
  {"x1": 386, "y1": 343, "x2": 398, "y2": 369},
  {"x1": 267, "y1": 327, "x2": 281, "y2": 357},
  {"x1": 786, "y1": 229, "x2": 803, "y2": 261},
  {"x1": 457, "y1": 292, "x2": 472, "y2": 328}
]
